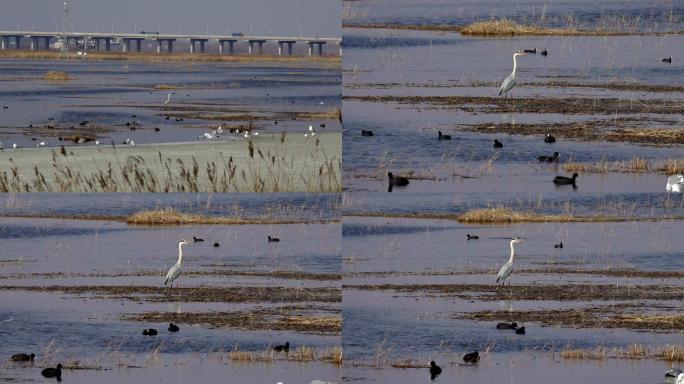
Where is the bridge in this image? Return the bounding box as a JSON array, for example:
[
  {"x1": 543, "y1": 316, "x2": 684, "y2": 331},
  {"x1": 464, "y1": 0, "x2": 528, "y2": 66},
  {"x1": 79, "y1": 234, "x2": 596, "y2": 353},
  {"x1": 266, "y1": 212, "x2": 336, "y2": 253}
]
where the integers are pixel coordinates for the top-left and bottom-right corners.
[{"x1": 0, "y1": 31, "x2": 342, "y2": 56}]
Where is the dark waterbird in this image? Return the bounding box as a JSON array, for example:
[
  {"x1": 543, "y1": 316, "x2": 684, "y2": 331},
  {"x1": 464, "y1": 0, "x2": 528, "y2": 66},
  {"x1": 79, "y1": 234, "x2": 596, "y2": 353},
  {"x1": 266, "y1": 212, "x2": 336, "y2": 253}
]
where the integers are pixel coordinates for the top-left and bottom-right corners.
[
  {"x1": 274, "y1": 342, "x2": 289, "y2": 352},
  {"x1": 553, "y1": 173, "x2": 578, "y2": 186},
  {"x1": 496, "y1": 322, "x2": 517, "y2": 329},
  {"x1": 79, "y1": 120, "x2": 89, "y2": 126},
  {"x1": 175, "y1": 118, "x2": 184, "y2": 122},
  {"x1": 554, "y1": 241, "x2": 564, "y2": 249},
  {"x1": 516, "y1": 326, "x2": 526, "y2": 334},
  {"x1": 2, "y1": 105, "x2": 7, "y2": 109},
  {"x1": 524, "y1": 48, "x2": 537, "y2": 54},
  {"x1": 320, "y1": 123, "x2": 326, "y2": 128},
  {"x1": 467, "y1": 234, "x2": 479, "y2": 240},
  {"x1": 544, "y1": 133, "x2": 556, "y2": 143},
  {"x1": 154, "y1": 127, "x2": 160, "y2": 132},
  {"x1": 463, "y1": 351, "x2": 480, "y2": 364},
  {"x1": 213, "y1": 241, "x2": 220, "y2": 247},
  {"x1": 268, "y1": 236, "x2": 280, "y2": 242},
  {"x1": 168, "y1": 323, "x2": 180, "y2": 332},
  {"x1": 538, "y1": 152, "x2": 560, "y2": 162},
  {"x1": 41, "y1": 364, "x2": 62, "y2": 380},
  {"x1": 429, "y1": 361, "x2": 442, "y2": 380},
  {"x1": 438, "y1": 131, "x2": 451, "y2": 140},
  {"x1": 11, "y1": 353, "x2": 35, "y2": 362},
  {"x1": 193, "y1": 236, "x2": 204, "y2": 242},
  {"x1": 663, "y1": 56, "x2": 672, "y2": 63},
  {"x1": 361, "y1": 129, "x2": 374, "y2": 137},
  {"x1": 142, "y1": 328, "x2": 158, "y2": 336},
  {"x1": 388, "y1": 172, "x2": 409, "y2": 187},
  {"x1": 493, "y1": 139, "x2": 503, "y2": 148},
  {"x1": 60, "y1": 145, "x2": 67, "y2": 156},
  {"x1": 541, "y1": 49, "x2": 548, "y2": 56}
]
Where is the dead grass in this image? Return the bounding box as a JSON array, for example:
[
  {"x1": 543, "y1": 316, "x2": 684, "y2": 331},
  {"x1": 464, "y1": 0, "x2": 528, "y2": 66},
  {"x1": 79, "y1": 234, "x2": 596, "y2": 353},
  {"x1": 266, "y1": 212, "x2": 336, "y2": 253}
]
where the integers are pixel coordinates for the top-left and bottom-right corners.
[
  {"x1": 564, "y1": 157, "x2": 684, "y2": 175},
  {"x1": 125, "y1": 208, "x2": 313, "y2": 225},
  {"x1": 560, "y1": 344, "x2": 684, "y2": 362},
  {"x1": 457, "y1": 207, "x2": 575, "y2": 224},
  {"x1": 460, "y1": 18, "x2": 684, "y2": 36},
  {"x1": 42, "y1": 71, "x2": 71, "y2": 81},
  {"x1": 227, "y1": 345, "x2": 341, "y2": 364}
]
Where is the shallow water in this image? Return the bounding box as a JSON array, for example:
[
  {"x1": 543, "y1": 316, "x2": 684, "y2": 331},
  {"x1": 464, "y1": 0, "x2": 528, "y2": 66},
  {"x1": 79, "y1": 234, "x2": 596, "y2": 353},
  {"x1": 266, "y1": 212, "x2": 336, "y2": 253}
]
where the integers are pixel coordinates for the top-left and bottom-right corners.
[{"x1": 0, "y1": 59, "x2": 341, "y2": 147}]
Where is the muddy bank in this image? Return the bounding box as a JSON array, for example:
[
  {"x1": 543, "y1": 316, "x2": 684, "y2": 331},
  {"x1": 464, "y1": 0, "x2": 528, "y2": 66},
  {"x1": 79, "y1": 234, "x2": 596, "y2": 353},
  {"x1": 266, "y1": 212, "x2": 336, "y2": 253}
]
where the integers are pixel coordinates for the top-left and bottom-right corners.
[
  {"x1": 0, "y1": 285, "x2": 341, "y2": 303},
  {"x1": 127, "y1": 305, "x2": 341, "y2": 335},
  {"x1": 467, "y1": 119, "x2": 684, "y2": 145},
  {"x1": 342, "y1": 211, "x2": 684, "y2": 223},
  {"x1": 342, "y1": 95, "x2": 684, "y2": 115},
  {"x1": 0, "y1": 270, "x2": 342, "y2": 281},
  {"x1": 347, "y1": 269, "x2": 684, "y2": 279},
  {"x1": 347, "y1": 283, "x2": 684, "y2": 301},
  {"x1": 457, "y1": 304, "x2": 684, "y2": 331},
  {"x1": 346, "y1": 81, "x2": 684, "y2": 93}
]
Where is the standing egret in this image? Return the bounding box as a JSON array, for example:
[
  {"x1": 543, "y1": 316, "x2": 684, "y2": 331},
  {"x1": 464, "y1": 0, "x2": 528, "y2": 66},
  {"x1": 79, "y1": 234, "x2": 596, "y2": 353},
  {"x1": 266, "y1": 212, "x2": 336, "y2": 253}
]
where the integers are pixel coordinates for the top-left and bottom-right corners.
[
  {"x1": 499, "y1": 51, "x2": 526, "y2": 97},
  {"x1": 496, "y1": 238, "x2": 522, "y2": 284},
  {"x1": 666, "y1": 174, "x2": 684, "y2": 192},
  {"x1": 164, "y1": 239, "x2": 192, "y2": 288},
  {"x1": 165, "y1": 93, "x2": 174, "y2": 105}
]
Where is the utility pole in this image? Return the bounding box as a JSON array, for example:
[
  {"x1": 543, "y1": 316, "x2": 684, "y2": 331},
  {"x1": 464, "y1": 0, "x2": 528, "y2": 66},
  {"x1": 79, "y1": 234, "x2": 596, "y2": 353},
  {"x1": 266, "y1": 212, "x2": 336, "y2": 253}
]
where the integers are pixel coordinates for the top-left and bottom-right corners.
[{"x1": 61, "y1": 0, "x2": 70, "y2": 59}]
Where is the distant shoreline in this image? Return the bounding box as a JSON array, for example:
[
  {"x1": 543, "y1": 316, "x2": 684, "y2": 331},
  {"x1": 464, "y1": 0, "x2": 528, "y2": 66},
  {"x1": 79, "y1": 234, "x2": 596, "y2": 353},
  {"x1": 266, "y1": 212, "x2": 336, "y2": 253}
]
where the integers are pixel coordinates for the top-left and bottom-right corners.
[{"x1": 0, "y1": 50, "x2": 341, "y2": 68}]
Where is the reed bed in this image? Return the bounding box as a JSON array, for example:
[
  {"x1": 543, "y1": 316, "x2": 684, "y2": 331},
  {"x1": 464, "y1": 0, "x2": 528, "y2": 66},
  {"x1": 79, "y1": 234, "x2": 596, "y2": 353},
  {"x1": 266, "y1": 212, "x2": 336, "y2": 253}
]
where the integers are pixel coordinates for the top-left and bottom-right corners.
[
  {"x1": 0, "y1": 134, "x2": 341, "y2": 193},
  {"x1": 456, "y1": 207, "x2": 575, "y2": 224},
  {"x1": 564, "y1": 157, "x2": 684, "y2": 175},
  {"x1": 560, "y1": 344, "x2": 684, "y2": 362},
  {"x1": 227, "y1": 346, "x2": 341, "y2": 364}
]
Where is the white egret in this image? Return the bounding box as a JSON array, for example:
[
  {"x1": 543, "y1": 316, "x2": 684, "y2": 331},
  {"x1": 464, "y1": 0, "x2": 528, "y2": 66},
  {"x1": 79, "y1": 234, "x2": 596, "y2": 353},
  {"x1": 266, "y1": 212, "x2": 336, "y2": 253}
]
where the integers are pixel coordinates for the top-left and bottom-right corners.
[
  {"x1": 499, "y1": 51, "x2": 526, "y2": 97},
  {"x1": 12, "y1": 143, "x2": 19, "y2": 149},
  {"x1": 95, "y1": 140, "x2": 100, "y2": 146},
  {"x1": 666, "y1": 174, "x2": 684, "y2": 192},
  {"x1": 244, "y1": 131, "x2": 250, "y2": 138},
  {"x1": 496, "y1": 238, "x2": 523, "y2": 284},
  {"x1": 164, "y1": 239, "x2": 193, "y2": 288},
  {"x1": 165, "y1": 93, "x2": 174, "y2": 105}
]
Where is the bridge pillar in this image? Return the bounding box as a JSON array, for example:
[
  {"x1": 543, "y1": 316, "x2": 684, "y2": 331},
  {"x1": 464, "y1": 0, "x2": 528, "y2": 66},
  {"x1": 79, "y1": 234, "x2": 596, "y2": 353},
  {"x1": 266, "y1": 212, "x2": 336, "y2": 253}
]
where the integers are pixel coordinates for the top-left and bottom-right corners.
[
  {"x1": 44, "y1": 36, "x2": 51, "y2": 50},
  {"x1": 155, "y1": 39, "x2": 175, "y2": 53},
  {"x1": 0, "y1": 36, "x2": 7, "y2": 50},
  {"x1": 248, "y1": 40, "x2": 265, "y2": 55},
  {"x1": 104, "y1": 38, "x2": 111, "y2": 51},
  {"x1": 14, "y1": 36, "x2": 21, "y2": 49},
  {"x1": 217, "y1": 39, "x2": 236, "y2": 55},
  {"x1": 135, "y1": 39, "x2": 142, "y2": 52},
  {"x1": 30, "y1": 36, "x2": 40, "y2": 50},
  {"x1": 123, "y1": 39, "x2": 130, "y2": 52},
  {"x1": 189, "y1": 39, "x2": 208, "y2": 53},
  {"x1": 277, "y1": 41, "x2": 295, "y2": 56}
]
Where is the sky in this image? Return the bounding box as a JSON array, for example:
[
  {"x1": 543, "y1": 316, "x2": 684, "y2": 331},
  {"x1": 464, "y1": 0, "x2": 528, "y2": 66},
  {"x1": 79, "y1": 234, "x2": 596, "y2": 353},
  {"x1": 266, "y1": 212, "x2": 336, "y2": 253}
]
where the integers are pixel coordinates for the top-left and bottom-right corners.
[{"x1": 0, "y1": 0, "x2": 340, "y2": 37}]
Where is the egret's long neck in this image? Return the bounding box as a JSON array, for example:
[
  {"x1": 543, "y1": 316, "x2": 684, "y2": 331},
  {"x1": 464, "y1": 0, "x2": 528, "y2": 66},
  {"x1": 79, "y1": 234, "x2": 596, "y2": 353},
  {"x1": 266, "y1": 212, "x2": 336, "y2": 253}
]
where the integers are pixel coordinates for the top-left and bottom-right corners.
[
  {"x1": 177, "y1": 243, "x2": 184, "y2": 263},
  {"x1": 509, "y1": 241, "x2": 516, "y2": 262},
  {"x1": 511, "y1": 55, "x2": 518, "y2": 77}
]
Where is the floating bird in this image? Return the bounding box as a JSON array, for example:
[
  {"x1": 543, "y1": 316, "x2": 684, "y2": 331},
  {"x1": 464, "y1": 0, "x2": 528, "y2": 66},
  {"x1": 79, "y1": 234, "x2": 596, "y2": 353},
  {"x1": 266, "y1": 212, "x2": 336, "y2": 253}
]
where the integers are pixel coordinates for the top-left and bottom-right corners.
[
  {"x1": 132, "y1": 114, "x2": 137, "y2": 118},
  {"x1": 165, "y1": 93, "x2": 174, "y2": 105},
  {"x1": 274, "y1": 342, "x2": 289, "y2": 352},
  {"x1": 12, "y1": 143, "x2": 19, "y2": 149},
  {"x1": 142, "y1": 328, "x2": 158, "y2": 336},
  {"x1": 79, "y1": 120, "x2": 88, "y2": 126},
  {"x1": 95, "y1": 140, "x2": 100, "y2": 146},
  {"x1": 663, "y1": 56, "x2": 672, "y2": 63},
  {"x1": 175, "y1": 118, "x2": 184, "y2": 122},
  {"x1": 165, "y1": 115, "x2": 170, "y2": 120},
  {"x1": 553, "y1": 173, "x2": 578, "y2": 186},
  {"x1": 496, "y1": 322, "x2": 517, "y2": 329},
  {"x1": 168, "y1": 323, "x2": 179, "y2": 332},
  {"x1": 538, "y1": 152, "x2": 560, "y2": 162},
  {"x1": 216, "y1": 125, "x2": 224, "y2": 134},
  {"x1": 320, "y1": 123, "x2": 326, "y2": 128},
  {"x1": 388, "y1": 173, "x2": 409, "y2": 193},
  {"x1": 164, "y1": 239, "x2": 192, "y2": 288},
  {"x1": 493, "y1": 139, "x2": 503, "y2": 148},
  {"x1": 467, "y1": 234, "x2": 479, "y2": 240},
  {"x1": 541, "y1": 49, "x2": 548, "y2": 56},
  {"x1": 666, "y1": 174, "x2": 684, "y2": 193},
  {"x1": 41, "y1": 364, "x2": 62, "y2": 380},
  {"x1": 37, "y1": 142, "x2": 47, "y2": 148},
  {"x1": 198, "y1": 132, "x2": 214, "y2": 140},
  {"x1": 499, "y1": 51, "x2": 526, "y2": 97},
  {"x1": 129, "y1": 140, "x2": 136, "y2": 146},
  {"x1": 361, "y1": 130, "x2": 374, "y2": 137},
  {"x1": 515, "y1": 326, "x2": 526, "y2": 334},
  {"x1": 193, "y1": 236, "x2": 204, "y2": 242},
  {"x1": 11, "y1": 353, "x2": 35, "y2": 362},
  {"x1": 213, "y1": 241, "x2": 220, "y2": 247},
  {"x1": 268, "y1": 236, "x2": 280, "y2": 243},
  {"x1": 463, "y1": 351, "x2": 480, "y2": 364},
  {"x1": 429, "y1": 361, "x2": 442, "y2": 380},
  {"x1": 438, "y1": 131, "x2": 451, "y2": 140},
  {"x1": 544, "y1": 133, "x2": 556, "y2": 143},
  {"x1": 496, "y1": 238, "x2": 522, "y2": 285},
  {"x1": 308, "y1": 125, "x2": 317, "y2": 136},
  {"x1": 2, "y1": 105, "x2": 7, "y2": 109},
  {"x1": 523, "y1": 48, "x2": 536, "y2": 54},
  {"x1": 666, "y1": 369, "x2": 683, "y2": 384},
  {"x1": 554, "y1": 241, "x2": 564, "y2": 249},
  {"x1": 154, "y1": 127, "x2": 160, "y2": 132}
]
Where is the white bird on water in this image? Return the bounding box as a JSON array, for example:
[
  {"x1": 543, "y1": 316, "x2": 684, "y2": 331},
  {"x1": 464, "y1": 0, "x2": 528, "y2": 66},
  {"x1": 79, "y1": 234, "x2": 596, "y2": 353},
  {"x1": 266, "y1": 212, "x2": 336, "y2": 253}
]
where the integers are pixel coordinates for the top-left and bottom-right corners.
[
  {"x1": 165, "y1": 93, "x2": 174, "y2": 105},
  {"x1": 164, "y1": 239, "x2": 193, "y2": 288},
  {"x1": 666, "y1": 174, "x2": 684, "y2": 193},
  {"x1": 499, "y1": 51, "x2": 526, "y2": 97},
  {"x1": 496, "y1": 238, "x2": 523, "y2": 284},
  {"x1": 12, "y1": 143, "x2": 19, "y2": 149}
]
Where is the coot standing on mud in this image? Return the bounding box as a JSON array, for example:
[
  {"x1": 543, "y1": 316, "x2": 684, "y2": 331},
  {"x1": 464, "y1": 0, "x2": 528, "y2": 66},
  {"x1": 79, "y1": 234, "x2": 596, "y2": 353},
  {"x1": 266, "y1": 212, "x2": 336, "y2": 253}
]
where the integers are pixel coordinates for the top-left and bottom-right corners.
[
  {"x1": 553, "y1": 173, "x2": 578, "y2": 186},
  {"x1": 429, "y1": 361, "x2": 442, "y2": 380},
  {"x1": 11, "y1": 353, "x2": 35, "y2": 362},
  {"x1": 463, "y1": 351, "x2": 480, "y2": 364}
]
